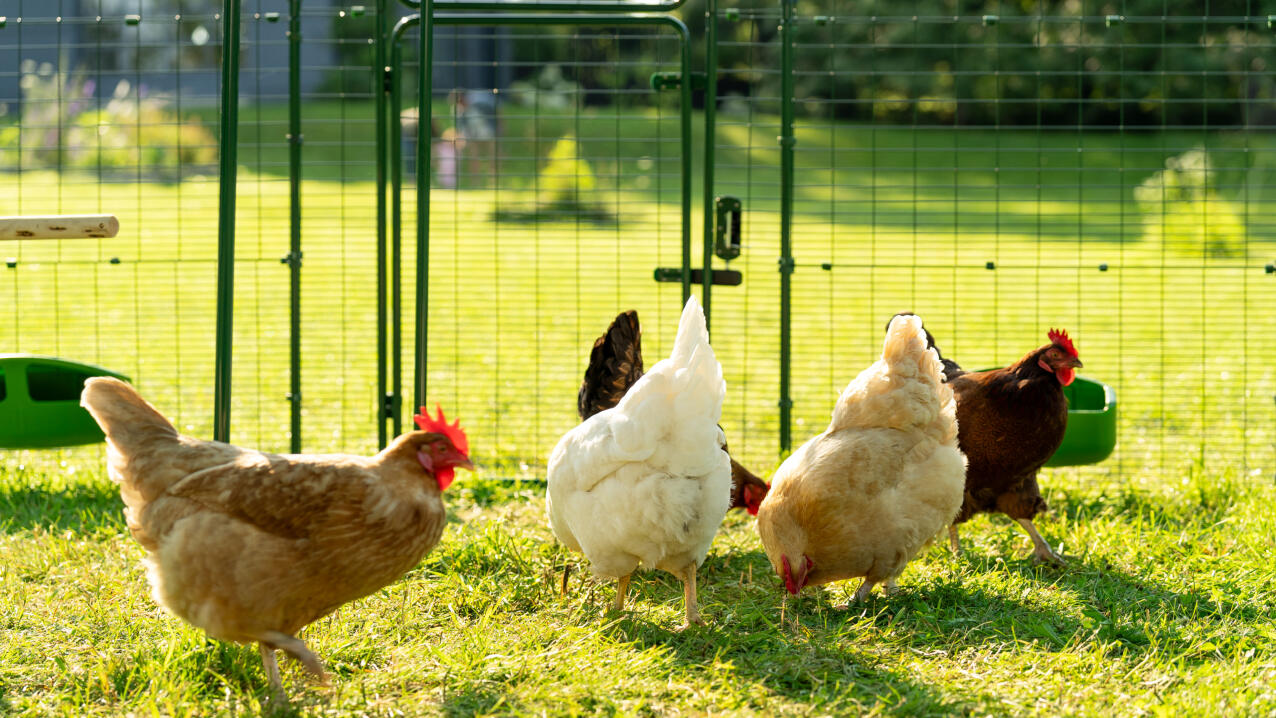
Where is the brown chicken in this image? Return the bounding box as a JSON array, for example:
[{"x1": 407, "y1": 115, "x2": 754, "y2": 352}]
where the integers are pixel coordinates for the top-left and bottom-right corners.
[
  {"x1": 757, "y1": 314, "x2": 965, "y2": 601},
  {"x1": 907, "y1": 322, "x2": 1082, "y2": 565},
  {"x1": 80, "y1": 377, "x2": 473, "y2": 697},
  {"x1": 578, "y1": 309, "x2": 769, "y2": 514}
]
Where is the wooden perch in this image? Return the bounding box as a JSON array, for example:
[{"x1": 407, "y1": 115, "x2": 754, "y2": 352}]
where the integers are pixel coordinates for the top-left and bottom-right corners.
[{"x1": 0, "y1": 215, "x2": 120, "y2": 240}]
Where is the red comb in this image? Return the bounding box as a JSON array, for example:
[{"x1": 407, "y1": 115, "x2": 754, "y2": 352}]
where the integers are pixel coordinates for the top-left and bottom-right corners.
[
  {"x1": 414, "y1": 405, "x2": 469, "y2": 455},
  {"x1": 1048, "y1": 328, "x2": 1078, "y2": 358}
]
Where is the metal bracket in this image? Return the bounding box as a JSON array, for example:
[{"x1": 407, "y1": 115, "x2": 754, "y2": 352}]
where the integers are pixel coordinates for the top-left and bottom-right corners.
[
  {"x1": 777, "y1": 256, "x2": 795, "y2": 275},
  {"x1": 650, "y1": 72, "x2": 707, "y2": 92},
  {"x1": 714, "y1": 195, "x2": 742, "y2": 261},
  {"x1": 653, "y1": 268, "x2": 743, "y2": 286},
  {"x1": 383, "y1": 65, "x2": 394, "y2": 95},
  {"x1": 280, "y1": 251, "x2": 303, "y2": 268}
]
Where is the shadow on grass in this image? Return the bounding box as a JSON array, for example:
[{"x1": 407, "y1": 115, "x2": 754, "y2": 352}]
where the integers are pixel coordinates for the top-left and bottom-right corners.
[
  {"x1": 0, "y1": 480, "x2": 123, "y2": 536},
  {"x1": 440, "y1": 681, "x2": 513, "y2": 717},
  {"x1": 601, "y1": 524, "x2": 1266, "y2": 711}
]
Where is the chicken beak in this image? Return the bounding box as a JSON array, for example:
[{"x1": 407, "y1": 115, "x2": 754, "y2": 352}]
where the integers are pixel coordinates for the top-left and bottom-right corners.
[
  {"x1": 1070, "y1": 356, "x2": 1084, "y2": 369},
  {"x1": 454, "y1": 454, "x2": 475, "y2": 472}
]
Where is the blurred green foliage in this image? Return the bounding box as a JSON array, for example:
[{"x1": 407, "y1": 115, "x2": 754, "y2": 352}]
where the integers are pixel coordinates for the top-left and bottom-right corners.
[
  {"x1": 0, "y1": 61, "x2": 217, "y2": 179},
  {"x1": 1135, "y1": 149, "x2": 1249, "y2": 258}
]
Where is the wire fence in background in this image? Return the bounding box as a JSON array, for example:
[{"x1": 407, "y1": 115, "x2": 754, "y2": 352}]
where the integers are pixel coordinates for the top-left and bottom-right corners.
[
  {"x1": 712, "y1": 1, "x2": 1276, "y2": 485},
  {"x1": 2, "y1": 1, "x2": 1273, "y2": 487}
]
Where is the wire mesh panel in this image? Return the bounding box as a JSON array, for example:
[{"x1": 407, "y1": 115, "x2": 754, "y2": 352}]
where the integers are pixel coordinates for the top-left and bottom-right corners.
[
  {"x1": 705, "y1": 0, "x2": 786, "y2": 474},
  {"x1": 396, "y1": 20, "x2": 691, "y2": 478},
  {"x1": 714, "y1": 1, "x2": 1276, "y2": 483},
  {"x1": 0, "y1": 1, "x2": 388, "y2": 461},
  {"x1": 0, "y1": 2, "x2": 227, "y2": 450}
]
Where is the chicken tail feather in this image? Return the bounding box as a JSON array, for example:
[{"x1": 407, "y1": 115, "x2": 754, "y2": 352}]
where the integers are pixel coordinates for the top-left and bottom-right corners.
[
  {"x1": 82, "y1": 377, "x2": 188, "y2": 504},
  {"x1": 81, "y1": 377, "x2": 179, "y2": 446},
  {"x1": 578, "y1": 310, "x2": 644, "y2": 421}
]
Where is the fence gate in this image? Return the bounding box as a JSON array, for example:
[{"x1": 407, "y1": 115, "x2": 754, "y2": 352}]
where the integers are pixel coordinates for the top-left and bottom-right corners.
[{"x1": 380, "y1": 4, "x2": 701, "y2": 478}]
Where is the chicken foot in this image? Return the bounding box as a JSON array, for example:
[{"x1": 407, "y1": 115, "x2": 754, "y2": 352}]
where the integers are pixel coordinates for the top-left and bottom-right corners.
[
  {"x1": 614, "y1": 574, "x2": 630, "y2": 612},
  {"x1": 1017, "y1": 518, "x2": 1066, "y2": 565},
  {"x1": 677, "y1": 564, "x2": 706, "y2": 630},
  {"x1": 833, "y1": 578, "x2": 880, "y2": 609},
  {"x1": 258, "y1": 644, "x2": 285, "y2": 699},
  {"x1": 259, "y1": 630, "x2": 328, "y2": 686}
]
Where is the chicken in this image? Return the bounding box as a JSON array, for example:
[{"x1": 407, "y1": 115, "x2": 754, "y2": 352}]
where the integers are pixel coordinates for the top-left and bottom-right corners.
[
  {"x1": 888, "y1": 312, "x2": 965, "y2": 381},
  {"x1": 547, "y1": 296, "x2": 731, "y2": 628},
  {"x1": 577, "y1": 309, "x2": 769, "y2": 515},
  {"x1": 80, "y1": 377, "x2": 473, "y2": 698},
  {"x1": 919, "y1": 326, "x2": 1082, "y2": 565},
  {"x1": 756, "y1": 314, "x2": 965, "y2": 602}
]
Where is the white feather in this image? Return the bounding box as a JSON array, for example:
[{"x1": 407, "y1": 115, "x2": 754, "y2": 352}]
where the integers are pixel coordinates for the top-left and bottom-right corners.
[{"x1": 546, "y1": 296, "x2": 732, "y2": 578}]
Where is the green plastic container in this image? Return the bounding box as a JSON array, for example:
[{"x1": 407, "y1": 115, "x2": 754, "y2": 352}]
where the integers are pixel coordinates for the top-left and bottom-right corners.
[
  {"x1": 1046, "y1": 375, "x2": 1117, "y2": 467},
  {"x1": 0, "y1": 354, "x2": 131, "y2": 449}
]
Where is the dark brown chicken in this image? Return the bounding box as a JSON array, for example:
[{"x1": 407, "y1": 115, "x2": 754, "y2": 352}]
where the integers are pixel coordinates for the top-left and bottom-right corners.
[
  {"x1": 894, "y1": 317, "x2": 1081, "y2": 565},
  {"x1": 579, "y1": 310, "x2": 769, "y2": 514}
]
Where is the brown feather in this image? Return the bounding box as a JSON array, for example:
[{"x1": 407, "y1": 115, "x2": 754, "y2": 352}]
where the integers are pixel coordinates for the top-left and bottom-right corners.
[
  {"x1": 578, "y1": 310, "x2": 644, "y2": 421},
  {"x1": 944, "y1": 345, "x2": 1068, "y2": 524},
  {"x1": 81, "y1": 377, "x2": 452, "y2": 645}
]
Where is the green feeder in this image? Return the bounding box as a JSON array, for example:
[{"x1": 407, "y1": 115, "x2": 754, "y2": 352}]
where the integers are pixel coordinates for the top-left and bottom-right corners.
[
  {"x1": 0, "y1": 354, "x2": 131, "y2": 449},
  {"x1": 1046, "y1": 375, "x2": 1117, "y2": 467}
]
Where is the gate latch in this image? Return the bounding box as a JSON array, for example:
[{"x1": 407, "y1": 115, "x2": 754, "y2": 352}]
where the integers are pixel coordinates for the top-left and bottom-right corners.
[{"x1": 714, "y1": 195, "x2": 742, "y2": 260}]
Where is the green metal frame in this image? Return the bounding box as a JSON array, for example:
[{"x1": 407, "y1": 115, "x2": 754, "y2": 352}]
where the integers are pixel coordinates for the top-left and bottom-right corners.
[
  {"x1": 287, "y1": 0, "x2": 303, "y2": 452},
  {"x1": 211, "y1": 0, "x2": 777, "y2": 457},
  {"x1": 377, "y1": 9, "x2": 694, "y2": 446},
  {"x1": 777, "y1": 0, "x2": 795, "y2": 452},
  {"x1": 213, "y1": 0, "x2": 242, "y2": 443}
]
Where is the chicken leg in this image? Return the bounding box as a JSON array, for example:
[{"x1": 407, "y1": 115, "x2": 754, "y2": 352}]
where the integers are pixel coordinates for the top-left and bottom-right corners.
[
  {"x1": 1017, "y1": 518, "x2": 1065, "y2": 565},
  {"x1": 261, "y1": 630, "x2": 328, "y2": 685},
  {"x1": 678, "y1": 565, "x2": 706, "y2": 630},
  {"x1": 614, "y1": 574, "x2": 630, "y2": 612},
  {"x1": 834, "y1": 577, "x2": 879, "y2": 609},
  {"x1": 852, "y1": 578, "x2": 878, "y2": 602},
  {"x1": 948, "y1": 525, "x2": 961, "y2": 555},
  {"x1": 560, "y1": 563, "x2": 572, "y2": 597},
  {"x1": 258, "y1": 644, "x2": 284, "y2": 699}
]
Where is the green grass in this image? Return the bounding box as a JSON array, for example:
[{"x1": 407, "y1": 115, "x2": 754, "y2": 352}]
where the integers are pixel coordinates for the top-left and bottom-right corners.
[
  {"x1": 2, "y1": 464, "x2": 1274, "y2": 715},
  {"x1": 2, "y1": 106, "x2": 1275, "y2": 714}
]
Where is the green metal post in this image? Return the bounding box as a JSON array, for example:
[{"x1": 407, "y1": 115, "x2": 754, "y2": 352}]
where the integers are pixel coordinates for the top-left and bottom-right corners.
[
  {"x1": 214, "y1": 0, "x2": 242, "y2": 444},
  {"x1": 413, "y1": 0, "x2": 433, "y2": 414},
  {"x1": 287, "y1": 0, "x2": 303, "y2": 453},
  {"x1": 678, "y1": 17, "x2": 692, "y2": 306},
  {"x1": 390, "y1": 15, "x2": 411, "y2": 440},
  {"x1": 701, "y1": 0, "x2": 718, "y2": 326},
  {"x1": 777, "y1": 0, "x2": 794, "y2": 453},
  {"x1": 376, "y1": 0, "x2": 390, "y2": 448}
]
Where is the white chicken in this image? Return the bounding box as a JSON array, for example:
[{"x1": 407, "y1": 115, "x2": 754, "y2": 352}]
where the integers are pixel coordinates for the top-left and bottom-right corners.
[
  {"x1": 546, "y1": 295, "x2": 731, "y2": 628},
  {"x1": 756, "y1": 313, "x2": 966, "y2": 602}
]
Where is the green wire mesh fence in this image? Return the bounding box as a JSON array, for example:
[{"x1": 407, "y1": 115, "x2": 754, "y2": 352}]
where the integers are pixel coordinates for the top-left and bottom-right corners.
[
  {"x1": 712, "y1": 1, "x2": 1276, "y2": 484},
  {"x1": 2, "y1": 1, "x2": 1273, "y2": 487}
]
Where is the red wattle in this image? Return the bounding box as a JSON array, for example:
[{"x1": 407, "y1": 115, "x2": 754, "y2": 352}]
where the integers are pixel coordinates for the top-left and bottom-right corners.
[
  {"x1": 1057, "y1": 367, "x2": 1076, "y2": 386},
  {"x1": 435, "y1": 467, "x2": 455, "y2": 492}
]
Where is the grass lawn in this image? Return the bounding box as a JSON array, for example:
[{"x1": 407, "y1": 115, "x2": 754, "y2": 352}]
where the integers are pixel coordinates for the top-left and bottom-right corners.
[{"x1": 2, "y1": 106, "x2": 1275, "y2": 715}]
